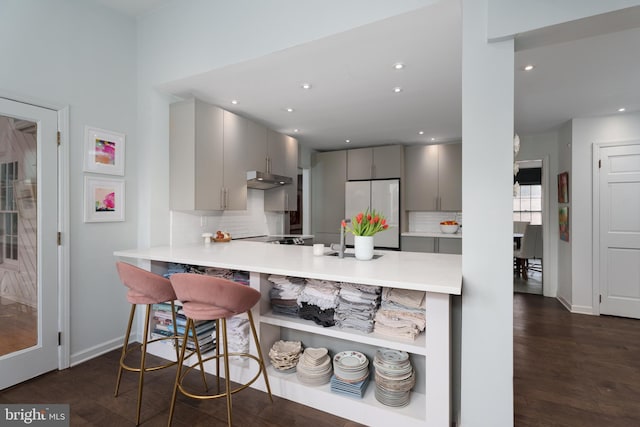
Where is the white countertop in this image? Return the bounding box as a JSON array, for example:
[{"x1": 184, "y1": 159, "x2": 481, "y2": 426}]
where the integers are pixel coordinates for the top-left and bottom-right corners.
[
  {"x1": 114, "y1": 241, "x2": 461, "y2": 295},
  {"x1": 402, "y1": 231, "x2": 462, "y2": 239}
]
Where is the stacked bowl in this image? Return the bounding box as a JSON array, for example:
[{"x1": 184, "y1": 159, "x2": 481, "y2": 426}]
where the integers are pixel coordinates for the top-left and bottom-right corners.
[
  {"x1": 373, "y1": 348, "x2": 415, "y2": 407},
  {"x1": 268, "y1": 340, "x2": 302, "y2": 372},
  {"x1": 296, "y1": 347, "x2": 333, "y2": 385}
]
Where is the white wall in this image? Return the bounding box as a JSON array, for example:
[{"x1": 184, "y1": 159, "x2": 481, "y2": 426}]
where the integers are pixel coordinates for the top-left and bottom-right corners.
[
  {"x1": 518, "y1": 132, "x2": 559, "y2": 297},
  {"x1": 556, "y1": 122, "x2": 573, "y2": 308},
  {"x1": 461, "y1": 0, "x2": 514, "y2": 424},
  {"x1": 570, "y1": 112, "x2": 640, "y2": 314},
  {"x1": 0, "y1": 0, "x2": 138, "y2": 363}
]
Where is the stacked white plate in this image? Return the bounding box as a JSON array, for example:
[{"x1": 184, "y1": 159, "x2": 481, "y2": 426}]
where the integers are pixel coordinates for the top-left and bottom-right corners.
[
  {"x1": 333, "y1": 351, "x2": 370, "y2": 383},
  {"x1": 331, "y1": 350, "x2": 370, "y2": 398},
  {"x1": 296, "y1": 347, "x2": 333, "y2": 385},
  {"x1": 269, "y1": 340, "x2": 302, "y2": 372},
  {"x1": 373, "y1": 348, "x2": 415, "y2": 407}
]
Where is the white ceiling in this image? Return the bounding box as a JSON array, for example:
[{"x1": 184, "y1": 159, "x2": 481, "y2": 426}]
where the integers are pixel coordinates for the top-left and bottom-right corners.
[{"x1": 95, "y1": 1, "x2": 640, "y2": 151}]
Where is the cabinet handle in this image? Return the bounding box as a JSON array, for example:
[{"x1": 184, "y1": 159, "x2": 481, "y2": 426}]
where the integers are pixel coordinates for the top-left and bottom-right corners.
[
  {"x1": 225, "y1": 189, "x2": 229, "y2": 209},
  {"x1": 220, "y1": 188, "x2": 224, "y2": 210},
  {"x1": 285, "y1": 193, "x2": 289, "y2": 210},
  {"x1": 265, "y1": 157, "x2": 270, "y2": 174},
  {"x1": 371, "y1": 164, "x2": 375, "y2": 179}
]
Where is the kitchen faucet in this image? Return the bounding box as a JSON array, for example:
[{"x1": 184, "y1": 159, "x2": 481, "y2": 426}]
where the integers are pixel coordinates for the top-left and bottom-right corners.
[{"x1": 331, "y1": 218, "x2": 351, "y2": 258}]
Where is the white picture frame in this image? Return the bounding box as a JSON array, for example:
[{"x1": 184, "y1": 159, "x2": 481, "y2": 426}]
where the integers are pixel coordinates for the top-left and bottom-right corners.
[
  {"x1": 84, "y1": 176, "x2": 125, "y2": 222},
  {"x1": 83, "y1": 126, "x2": 125, "y2": 176}
]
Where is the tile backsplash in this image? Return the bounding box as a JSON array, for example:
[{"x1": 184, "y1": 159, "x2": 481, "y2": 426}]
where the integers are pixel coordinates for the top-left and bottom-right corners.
[
  {"x1": 170, "y1": 189, "x2": 284, "y2": 246},
  {"x1": 408, "y1": 211, "x2": 463, "y2": 233}
]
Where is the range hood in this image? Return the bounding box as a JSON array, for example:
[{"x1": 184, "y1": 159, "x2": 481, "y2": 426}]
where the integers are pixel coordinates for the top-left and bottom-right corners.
[{"x1": 246, "y1": 171, "x2": 293, "y2": 190}]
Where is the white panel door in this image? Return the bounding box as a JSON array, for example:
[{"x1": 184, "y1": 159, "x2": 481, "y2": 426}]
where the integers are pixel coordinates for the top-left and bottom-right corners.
[
  {"x1": 345, "y1": 181, "x2": 371, "y2": 246},
  {"x1": 371, "y1": 179, "x2": 400, "y2": 248},
  {"x1": 599, "y1": 143, "x2": 640, "y2": 318},
  {"x1": 0, "y1": 98, "x2": 59, "y2": 389}
]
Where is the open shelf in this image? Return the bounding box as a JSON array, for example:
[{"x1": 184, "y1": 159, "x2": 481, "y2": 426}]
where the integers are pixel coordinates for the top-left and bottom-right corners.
[
  {"x1": 266, "y1": 365, "x2": 427, "y2": 426},
  {"x1": 260, "y1": 311, "x2": 427, "y2": 356}
]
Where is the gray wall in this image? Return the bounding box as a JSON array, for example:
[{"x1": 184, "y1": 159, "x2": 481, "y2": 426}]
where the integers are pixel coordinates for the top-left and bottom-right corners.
[{"x1": 1, "y1": 0, "x2": 138, "y2": 363}]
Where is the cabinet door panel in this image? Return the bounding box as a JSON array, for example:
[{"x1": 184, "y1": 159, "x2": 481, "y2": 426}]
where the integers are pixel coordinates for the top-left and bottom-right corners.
[
  {"x1": 438, "y1": 237, "x2": 462, "y2": 254},
  {"x1": 223, "y1": 110, "x2": 248, "y2": 210},
  {"x1": 438, "y1": 143, "x2": 462, "y2": 211},
  {"x1": 405, "y1": 145, "x2": 438, "y2": 211},
  {"x1": 311, "y1": 151, "x2": 346, "y2": 233},
  {"x1": 347, "y1": 147, "x2": 373, "y2": 180},
  {"x1": 265, "y1": 132, "x2": 298, "y2": 211},
  {"x1": 246, "y1": 120, "x2": 268, "y2": 172},
  {"x1": 373, "y1": 145, "x2": 402, "y2": 179},
  {"x1": 401, "y1": 236, "x2": 436, "y2": 253}
]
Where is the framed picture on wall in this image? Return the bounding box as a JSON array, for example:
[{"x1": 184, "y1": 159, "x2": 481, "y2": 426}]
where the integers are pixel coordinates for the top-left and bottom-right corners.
[
  {"x1": 84, "y1": 176, "x2": 125, "y2": 222},
  {"x1": 83, "y1": 126, "x2": 125, "y2": 176},
  {"x1": 557, "y1": 172, "x2": 569, "y2": 203},
  {"x1": 559, "y1": 206, "x2": 569, "y2": 242}
]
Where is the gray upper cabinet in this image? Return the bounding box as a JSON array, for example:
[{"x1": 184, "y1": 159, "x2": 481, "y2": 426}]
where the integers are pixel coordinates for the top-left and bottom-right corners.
[
  {"x1": 347, "y1": 145, "x2": 402, "y2": 180},
  {"x1": 405, "y1": 144, "x2": 439, "y2": 210},
  {"x1": 438, "y1": 143, "x2": 462, "y2": 211},
  {"x1": 265, "y1": 130, "x2": 298, "y2": 211},
  {"x1": 222, "y1": 110, "x2": 249, "y2": 210},
  {"x1": 169, "y1": 99, "x2": 246, "y2": 211},
  {"x1": 405, "y1": 143, "x2": 461, "y2": 211},
  {"x1": 245, "y1": 119, "x2": 268, "y2": 172},
  {"x1": 311, "y1": 150, "x2": 347, "y2": 245}
]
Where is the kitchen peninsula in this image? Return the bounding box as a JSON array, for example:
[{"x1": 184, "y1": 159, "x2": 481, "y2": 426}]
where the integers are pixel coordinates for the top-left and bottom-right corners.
[{"x1": 114, "y1": 241, "x2": 461, "y2": 427}]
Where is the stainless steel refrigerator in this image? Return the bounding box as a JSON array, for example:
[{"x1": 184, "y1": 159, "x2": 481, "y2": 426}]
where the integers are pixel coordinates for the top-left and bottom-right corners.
[{"x1": 345, "y1": 179, "x2": 400, "y2": 249}]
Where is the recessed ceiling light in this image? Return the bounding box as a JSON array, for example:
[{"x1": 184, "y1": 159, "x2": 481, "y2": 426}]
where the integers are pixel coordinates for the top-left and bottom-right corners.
[
  {"x1": 231, "y1": 100, "x2": 238, "y2": 105},
  {"x1": 618, "y1": 107, "x2": 626, "y2": 112},
  {"x1": 393, "y1": 62, "x2": 405, "y2": 70},
  {"x1": 431, "y1": 137, "x2": 436, "y2": 141},
  {"x1": 345, "y1": 139, "x2": 350, "y2": 143},
  {"x1": 418, "y1": 131, "x2": 424, "y2": 135},
  {"x1": 293, "y1": 129, "x2": 299, "y2": 133},
  {"x1": 522, "y1": 64, "x2": 535, "y2": 71},
  {"x1": 393, "y1": 87, "x2": 403, "y2": 93},
  {"x1": 301, "y1": 83, "x2": 312, "y2": 90},
  {"x1": 286, "y1": 107, "x2": 294, "y2": 113}
]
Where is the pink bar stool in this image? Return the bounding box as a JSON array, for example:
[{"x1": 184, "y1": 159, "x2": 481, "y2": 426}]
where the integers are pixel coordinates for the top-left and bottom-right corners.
[
  {"x1": 114, "y1": 262, "x2": 207, "y2": 425},
  {"x1": 167, "y1": 273, "x2": 273, "y2": 427}
]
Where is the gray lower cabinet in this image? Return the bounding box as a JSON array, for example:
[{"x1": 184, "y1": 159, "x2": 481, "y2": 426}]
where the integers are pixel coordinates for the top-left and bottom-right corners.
[
  {"x1": 405, "y1": 143, "x2": 461, "y2": 211},
  {"x1": 170, "y1": 98, "x2": 247, "y2": 211},
  {"x1": 401, "y1": 236, "x2": 461, "y2": 254},
  {"x1": 311, "y1": 150, "x2": 347, "y2": 245},
  {"x1": 402, "y1": 236, "x2": 436, "y2": 253},
  {"x1": 438, "y1": 238, "x2": 462, "y2": 254}
]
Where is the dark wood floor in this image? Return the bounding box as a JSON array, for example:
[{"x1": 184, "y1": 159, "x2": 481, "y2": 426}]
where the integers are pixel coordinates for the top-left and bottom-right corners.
[
  {"x1": 1, "y1": 294, "x2": 638, "y2": 426},
  {"x1": 514, "y1": 293, "x2": 640, "y2": 426}
]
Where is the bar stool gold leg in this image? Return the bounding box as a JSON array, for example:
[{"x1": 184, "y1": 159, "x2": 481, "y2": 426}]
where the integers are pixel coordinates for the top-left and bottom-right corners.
[
  {"x1": 221, "y1": 318, "x2": 233, "y2": 427},
  {"x1": 189, "y1": 319, "x2": 209, "y2": 392},
  {"x1": 247, "y1": 310, "x2": 272, "y2": 401},
  {"x1": 170, "y1": 301, "x2": 180, "y2": 362},
  {"x1": 115, "y1": 304, "x2": 136, "y2": 397},
  {"x1": 135, "y1": 304, "x2": 152, "y2": 425},
  {"x1": 216, "y1": 319, "x2": 221, "y2": 393},
  {"x1": 168, "y1": 318, "x2": 192, "y2": 427}
]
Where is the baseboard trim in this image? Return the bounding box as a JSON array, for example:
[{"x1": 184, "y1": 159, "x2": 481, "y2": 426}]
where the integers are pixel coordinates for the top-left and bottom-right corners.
[
  {"x1": 69, "y1": 334, "x2": 139, "y2": 367},
  {"x1": 557, "y1": 295, "x2": 571, "y2": 312},
  {"x1": 556, "y1": 296, "x2": 595, "y2": 315},
  {"x1": 570, "y1": 305, "x2": 595, "y2": 315}
]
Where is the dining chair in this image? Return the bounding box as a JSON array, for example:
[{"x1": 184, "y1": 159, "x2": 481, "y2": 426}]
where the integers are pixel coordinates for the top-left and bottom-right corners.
[{"x1": 514, "y1": 224, "x2": 542, "y2": 280}]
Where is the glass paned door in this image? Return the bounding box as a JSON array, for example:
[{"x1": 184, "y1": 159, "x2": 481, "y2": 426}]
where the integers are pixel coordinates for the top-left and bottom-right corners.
[{"x1": 0, "y1": 98, "x2": 59, "y2": 390}]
